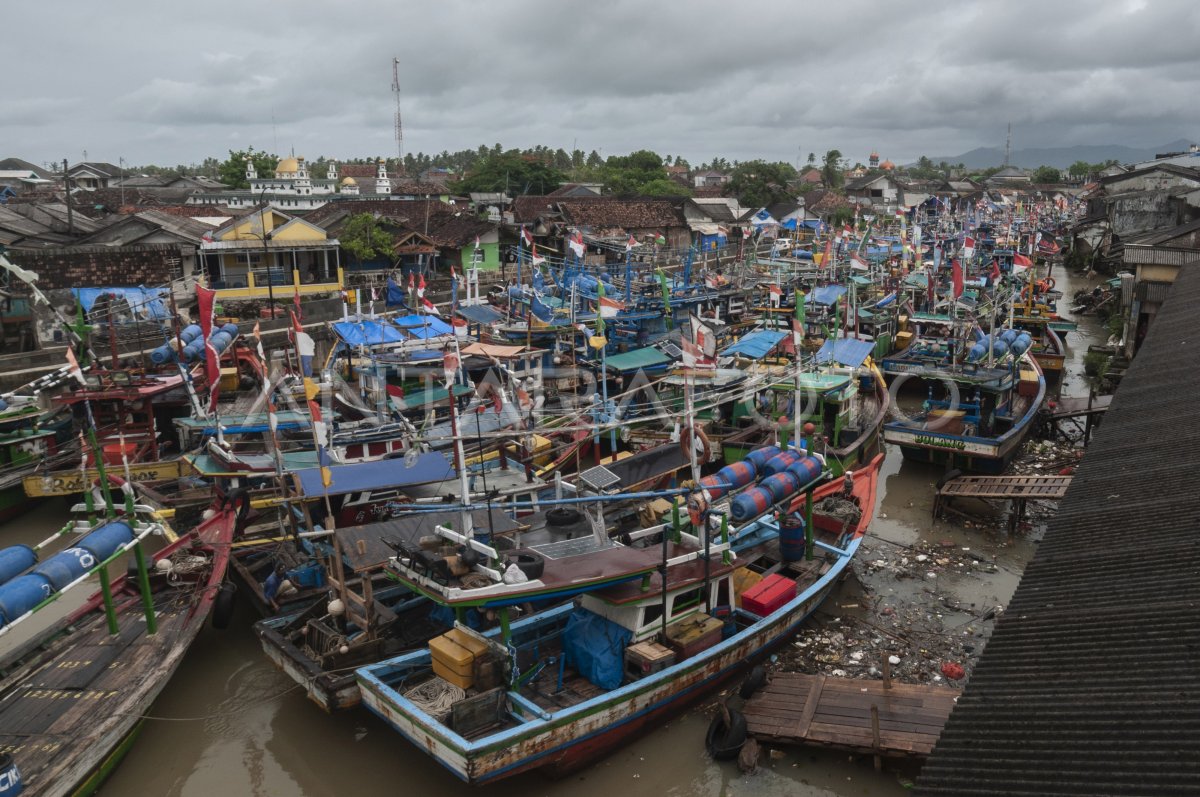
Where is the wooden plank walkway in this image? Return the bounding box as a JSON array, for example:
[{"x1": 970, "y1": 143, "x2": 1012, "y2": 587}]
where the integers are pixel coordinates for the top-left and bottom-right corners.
[
  {"x1": 1043, "y1": 393, "x2": 1112, "y2": 420},
  {"x1": 936, "y1": 474, "x2": 1073, "y2": 501},
  {"x1": 743, "y1": 673, "x2": 960, "y2": 758},
  {"x1": 933, "y1": 475, "x2": 1073, "y2": 532}
]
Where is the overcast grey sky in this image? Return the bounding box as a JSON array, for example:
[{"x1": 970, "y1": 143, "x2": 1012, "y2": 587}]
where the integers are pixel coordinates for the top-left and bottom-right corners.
[{"x1": 6, "y1": 0, "x2": 1197, "y2": 170}]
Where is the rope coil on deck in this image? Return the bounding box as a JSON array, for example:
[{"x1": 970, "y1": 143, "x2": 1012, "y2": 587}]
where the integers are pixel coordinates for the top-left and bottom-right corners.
[{"x1": 404, "y1": 678, "x2": 466, "y2": 717}]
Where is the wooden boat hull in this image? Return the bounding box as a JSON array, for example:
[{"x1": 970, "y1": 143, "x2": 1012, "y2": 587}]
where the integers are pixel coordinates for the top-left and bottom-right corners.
[
  {"x1": 0, "y1": 504, "x2": 238, "y2": 796},
  {"x1": 883, "y1": 358, "x2": 1046, "y2": 475},
  {"x1": 357, "y1": 457, "x2": 881, "y2": 784}
]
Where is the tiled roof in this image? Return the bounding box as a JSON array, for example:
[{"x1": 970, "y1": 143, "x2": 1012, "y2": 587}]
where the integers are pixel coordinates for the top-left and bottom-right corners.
[
  {"x1": 557, "y1": 197, "x2": 687, "y2": 229},
  {"x1": 915, "y1": 259, "x2": 1200, "y2": 796}
]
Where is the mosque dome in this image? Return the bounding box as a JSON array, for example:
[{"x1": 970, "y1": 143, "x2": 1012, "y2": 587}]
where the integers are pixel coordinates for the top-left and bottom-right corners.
[
  {"x1": 341, "y1": 176, "x2": 357, "y2": 186},
  {"x1": 276, "y1": 157, "x2": 300, "y2": 174}
]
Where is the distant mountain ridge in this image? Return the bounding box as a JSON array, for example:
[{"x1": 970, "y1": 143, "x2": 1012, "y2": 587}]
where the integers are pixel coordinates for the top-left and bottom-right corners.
[{"x1": 925, "y1": 139, "x2": 1197, "y2": 170}]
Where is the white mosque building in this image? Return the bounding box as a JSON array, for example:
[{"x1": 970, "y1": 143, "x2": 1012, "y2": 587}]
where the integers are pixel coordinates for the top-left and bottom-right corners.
[{"x1": 187, "y1": 157, "x2": 395, "y2": 211}]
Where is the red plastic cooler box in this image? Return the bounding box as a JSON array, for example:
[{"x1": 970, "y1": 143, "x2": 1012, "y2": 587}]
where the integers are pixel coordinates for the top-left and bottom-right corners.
[{"x1": 741, "y1": 573, "x2": 797, "y2": 617}]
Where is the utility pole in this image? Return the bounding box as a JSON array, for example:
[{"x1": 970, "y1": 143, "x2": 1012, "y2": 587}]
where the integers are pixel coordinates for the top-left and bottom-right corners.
[
  {"x1": 63, "y1": 158, "x2": 74, "y2": 235},
  {"x1": 1004, "y1": 123, "x2": 1012, "y2": 168},
  {"x1": 392, "y1": 57, "x2": 405, "y2": 174}
]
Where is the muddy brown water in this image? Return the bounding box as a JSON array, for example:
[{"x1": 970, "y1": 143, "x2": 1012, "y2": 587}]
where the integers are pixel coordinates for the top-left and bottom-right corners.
[{"x1": 1, "y1": 267, "x2": 1106, "y2": 796}]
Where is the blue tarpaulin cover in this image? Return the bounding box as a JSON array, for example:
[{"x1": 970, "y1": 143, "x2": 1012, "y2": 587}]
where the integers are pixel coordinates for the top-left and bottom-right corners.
[
  {"x1": 815, "y1": 338, "x2": 876, "y2": 368},
  {"x1": 74, "y1": 287, "x2": 168, "y2": 319},
  {"x1": 295, "y1": 451, "x2": 454, "y2": 497},
  {"x1": 723, "y1": 329, "x2": 787, "y2": 359},
  {"x1": 456, "y1": 304, "x2": 503, "y2": 325},
  {"x1": 332, "y1": 320, "x2": 406, "y2": 346},
  {"x1": 394, "y1": 314, "x2": 453, "y2": 336},
  {"x1": 562, "y1": 608, "x2": 632, "y2": 690},
  {"x1": 807, "y1": 285, "x2": 848, "y2": 305},
  {"x1": 385, "y1": 278, "x2": 407, "y2": 308}
]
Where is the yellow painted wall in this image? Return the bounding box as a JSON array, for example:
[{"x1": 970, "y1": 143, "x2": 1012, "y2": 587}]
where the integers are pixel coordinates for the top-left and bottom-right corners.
[
  {"x1": 272, "y1": 220, "x2": 326, "y2": 242},
  {"x1": 1138, "y1": 263, "x2": 1180, "y2": 284},
  {"x1": 220, "y1": 211, "x2": 288, "y2": 241}
]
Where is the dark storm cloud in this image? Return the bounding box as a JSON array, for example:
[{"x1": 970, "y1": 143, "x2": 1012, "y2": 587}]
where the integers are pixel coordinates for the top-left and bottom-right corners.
[{"x1": 6, "y1": 0, "x2": 1198, "y2": 169}]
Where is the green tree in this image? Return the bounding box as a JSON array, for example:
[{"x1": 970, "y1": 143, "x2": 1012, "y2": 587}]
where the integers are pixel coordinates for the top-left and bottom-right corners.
[
  {"x1": 1031, "y1": 165, "x2": 1062, "y2": 184},
  {"x1": 807, "y1": 152, "x2": 816, "y2": 167},
  {"x1": 452, "y1": 149, "x2": 568, "y2": 195},
  {"x1": 218, "y1": 147, "x2": 278, "y2": 190},
  {"x1": 728, "y1": 160, "x2": 798, "y2": 208},
  {"x1": 821, "y1": 150, "x2": 844, "y2": 189},
  {"x1": 339, "y1": 214, "x2": 395, "y2": 267},
  {"x1": 638, "y1": 178, "x2": 690, "y2": 197},
  {"x1": 602, "y1": 149, "x2": 667, "y2": 195}
]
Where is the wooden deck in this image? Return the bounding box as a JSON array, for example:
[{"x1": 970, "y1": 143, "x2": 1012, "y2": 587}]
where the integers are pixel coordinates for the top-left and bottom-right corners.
[
  {"x1": 935, "y1": 474, "x2": 1073, "y2": 501},
  {"x1": 742, "y1": 673, "x2": 960, "y2": 758},
  {"x1": 933, "y1": 474, "x2": 1073, "y2": 532}
]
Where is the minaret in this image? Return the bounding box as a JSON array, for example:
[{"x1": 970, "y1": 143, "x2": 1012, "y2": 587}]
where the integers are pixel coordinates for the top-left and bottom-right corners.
[
  {"x1": 245, "y1": 156, "x2": 257, "y2": 181},
  {"x1": 376, "y1": 158, "x2": 391, "y2": 195},
  {"x1": 296, "y1": 156, "x2": 311, "y2": 195},
  {"x1": 327, "y1": 160, "x2": 338, "y2": 182}
]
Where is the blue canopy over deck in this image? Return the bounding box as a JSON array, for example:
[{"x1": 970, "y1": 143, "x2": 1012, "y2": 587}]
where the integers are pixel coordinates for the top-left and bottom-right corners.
[{"x1": 294, "y1": 451, "x2": 455, "y2": 498}]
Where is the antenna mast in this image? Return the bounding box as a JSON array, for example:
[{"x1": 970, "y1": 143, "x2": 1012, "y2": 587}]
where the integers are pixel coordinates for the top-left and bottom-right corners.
[
  {"x1": 1004, "y1": 123, "x2": 1012, "y2": 167},
  {"x1": 392, "y1": 57, "x2": 405, "y2": 174}
]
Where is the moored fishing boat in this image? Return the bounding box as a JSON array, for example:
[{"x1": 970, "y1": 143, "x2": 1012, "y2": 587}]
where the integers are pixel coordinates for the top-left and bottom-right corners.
[
  {"x1": 883, "y1": 343, "x2": 1045, "y2": 474},
  {"x1": 0, "y1": 491, "x2": 241, "y2": 796},
  {"x1": 355, "y1": 453, "x2": 882, "y2": 783}
]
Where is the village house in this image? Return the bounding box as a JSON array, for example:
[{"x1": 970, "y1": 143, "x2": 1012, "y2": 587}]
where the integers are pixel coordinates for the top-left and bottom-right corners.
[
  {"x1": 198, "y1": 207, "x2": 342, "y2": 300},
  {"x1": 693, "y1": 170, "x2": 731, "y2": 189}
]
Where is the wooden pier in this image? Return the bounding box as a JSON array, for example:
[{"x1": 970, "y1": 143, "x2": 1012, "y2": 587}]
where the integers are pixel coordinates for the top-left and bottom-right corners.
[
  {"x1": 933, "y1": 474, "x2": 1073, "y2": 532},
  {"x1": 742, "y1": 672, "x2": 960, "y2": 761},
  {"x1": 1041, "y1": 393, "x2": 1111, "y2": 443}
]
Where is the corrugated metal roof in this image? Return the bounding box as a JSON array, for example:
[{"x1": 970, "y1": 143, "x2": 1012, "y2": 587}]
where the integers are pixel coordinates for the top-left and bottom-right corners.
[{"x1": 915, "y1": 260, "x2": 1200, "y2": 796}]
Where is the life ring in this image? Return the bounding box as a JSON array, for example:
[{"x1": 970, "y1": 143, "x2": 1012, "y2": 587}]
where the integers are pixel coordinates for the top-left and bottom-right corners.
[
  {"x1": 546, "y1": 507, "x2": 581, "y2": 527},
  {"x1": 705, "y1": 705, "x2": 748, "y2": 760},
  {"x1": 679, "y1": 424, "x2": 713, "y2": 464},
  {"x1": 1044, "y1": 277, "x2": 1056, "y2": 290},
  {"x1": 739, "y1": 665, "x2": 768, "y2": 699},
  {"x1": 506, "y1": 552, "x2": 545, "y2": 580}
]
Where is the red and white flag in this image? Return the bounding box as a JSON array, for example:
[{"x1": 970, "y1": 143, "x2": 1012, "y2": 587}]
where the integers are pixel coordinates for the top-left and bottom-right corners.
[
  {"x1": 568, "y1": 231, "x2": 585, "y2": 258},
  {"x1": 417, "y1": 274, "x2": 426, "y2": 299},
  {"x1": 65, "y1": 345, "x2": 85, "y2": 385},
  {"x1": 682, "y1": 314, "x2": 716, "y2": 370},
  {"x1": 962, "y1": 236, "x2": 976, "y2": 260},
  {"x1": 519, "y1": 226, "x2": 533, "y2": 247},
  {"x1": 421, "y1": 296, "x2": 442, "y2": 316},
  {"x1": 474, "y1": 235, "x2": 481, "y2": 250},
  {"x1": 951, "y1": 258, "x2": 964, "y2": 299},
  {"x1": 626, "y1": 234, "x2": 636, "y2": 252},
  {"x1": 530, "y1": 244, "x2": 546, "y2": 266},
  {"x1": 768, "y1": 283, "x2": 782, "y2": 307},
  {"x1": 196, "y1": 284, "x2": 221, "y2": 412},
  {"x1": 598, "y1": 295, "x2": 624, "y2": 318},
  {"x1": 442, "y1": 349, "x2": 459, "y2": 387},
  {"x1": 792, "y1": 316, "x2": 805, "y2": 347},
  {"x1": 850, "y1": 252, "x2": 869, "y2": 271}
]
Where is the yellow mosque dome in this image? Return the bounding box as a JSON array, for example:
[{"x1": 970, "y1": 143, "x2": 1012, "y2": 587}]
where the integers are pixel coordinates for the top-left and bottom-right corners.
[
  {"x1": 340, "y1": 176, "x2": 357, "y2": 186},
  {"x1": 276, "y1": 157, "x2": 300, "y2": 174}
]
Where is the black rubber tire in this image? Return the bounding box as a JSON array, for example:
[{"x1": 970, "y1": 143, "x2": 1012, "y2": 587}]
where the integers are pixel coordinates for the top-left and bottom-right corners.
[
  {"x1": 546, "y1": 507, "x2": 582, "y2": 527},
  {"x1": 506, "y1": 552, "x2": 545, "y2": 580},
  {"x1": 705, "y1": 706, "x2": 748, "y2": 760},
  {"x1": 212, "y1": 582, "x2": 236, "y2": 629},
  {"x1": 936, "y1": 468, "x2": 963, "y2": 490},
  {"x1": 738, "y1": 665, "x2": 768, "y2": 699}
]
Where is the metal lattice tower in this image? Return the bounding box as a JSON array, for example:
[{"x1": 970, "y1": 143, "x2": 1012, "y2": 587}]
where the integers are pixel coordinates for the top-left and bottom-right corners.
[{"x1": 392, "y1": 57, "x2": 405, "y2": 173}]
